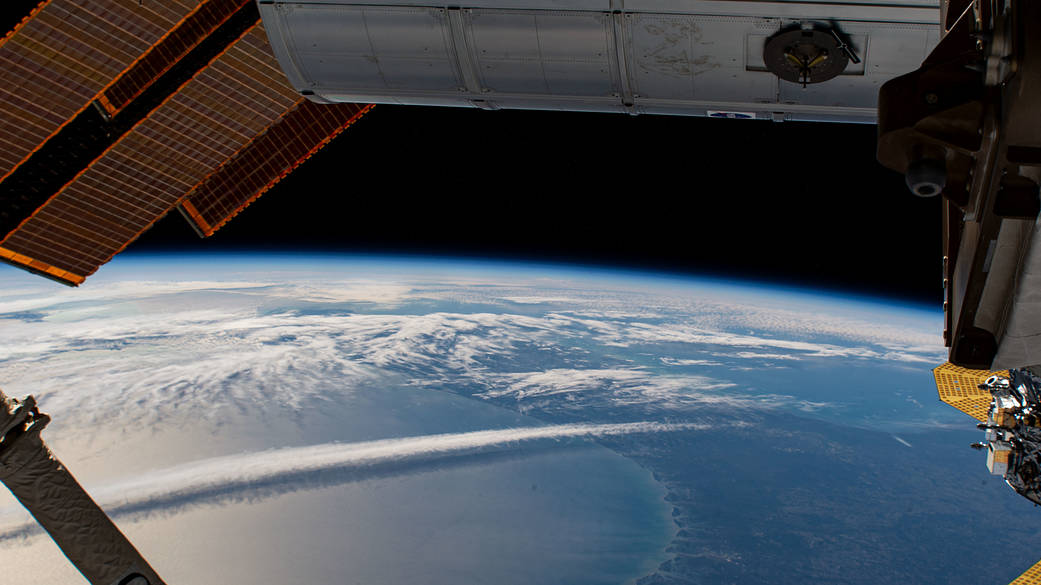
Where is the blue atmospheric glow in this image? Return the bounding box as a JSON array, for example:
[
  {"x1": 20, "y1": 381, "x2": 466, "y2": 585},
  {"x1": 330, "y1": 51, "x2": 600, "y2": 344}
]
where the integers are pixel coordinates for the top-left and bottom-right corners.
[
  {"x1": 1, "y1": 248, "x2": 1026, "y2": 585},
  {"x1": 99, "y1": 249, "x2": 939, "y2": 312}
]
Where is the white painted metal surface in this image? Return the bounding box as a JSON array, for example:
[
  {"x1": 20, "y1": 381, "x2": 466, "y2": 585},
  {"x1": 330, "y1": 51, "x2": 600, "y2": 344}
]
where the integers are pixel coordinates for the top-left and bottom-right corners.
[
  {"x1": 993, "y1": 214, "x2": 1041, "y2": 370},
  {"x1": 259, "y1": 0, "x2": 940, "y2": 123}
]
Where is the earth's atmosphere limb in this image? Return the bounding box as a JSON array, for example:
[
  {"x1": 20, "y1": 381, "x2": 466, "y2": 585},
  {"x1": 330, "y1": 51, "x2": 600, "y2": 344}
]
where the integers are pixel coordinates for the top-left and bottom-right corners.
[{"x1": 0, "y1": 255, "x2": 1030, "y2": 584}]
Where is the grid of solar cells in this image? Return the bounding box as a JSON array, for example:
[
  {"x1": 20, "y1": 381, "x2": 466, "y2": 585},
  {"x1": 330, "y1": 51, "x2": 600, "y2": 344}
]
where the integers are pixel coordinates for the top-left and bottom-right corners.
[
  {"x1": 0, "y1": 0, "x2": 199, "y2": 181},
  {"x1": 1013, "y1": 559, "x2": 1041, "y2": 585},
  {"x1": 100, "y1": 0, "x2": 249, "y2": 115},
  {"x1": 932, "y1": 362, "x2": 1007, "y2": 422},
  {"x1": 182, "y1": 101, "x2": 373, "y2": 236},
  {"x1": 0, "y1": 24, "x2": 301, "y2": 280}
]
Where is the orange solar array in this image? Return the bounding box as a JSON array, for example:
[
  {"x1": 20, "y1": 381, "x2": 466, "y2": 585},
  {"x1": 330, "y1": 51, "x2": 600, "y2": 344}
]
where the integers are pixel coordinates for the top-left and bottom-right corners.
[
  {"x1": 0, "y1": 24, "x2": 300, "y2": 283},
  {"x1": 180, "y1": 101, "x2": 373, "y2": 237},
  {"x1": 0, "y1": 1, "x2": 373, "y2": 286},
  {"x1": 933, "y1": 361, "x2": 1008, "y2": 421},
  {"x1": 1013, "y1": 559, "x2": 1041, "y2": 585},
  {"x1": 0, "y1": 0, "x2": 200, "y2": 181},
  {"x1": 98, "y1": 0, "x2": 251, "y2": 117}
]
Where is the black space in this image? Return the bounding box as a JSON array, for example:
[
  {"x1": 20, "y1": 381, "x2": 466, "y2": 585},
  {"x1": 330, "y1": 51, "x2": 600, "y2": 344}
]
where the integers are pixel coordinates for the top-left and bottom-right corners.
[
  {"x1": 2, "y1": 1, "x2": 42, "y2": 36},
  {"x1": 133, "y1": 105, "x2": 942, "y2": 306}
]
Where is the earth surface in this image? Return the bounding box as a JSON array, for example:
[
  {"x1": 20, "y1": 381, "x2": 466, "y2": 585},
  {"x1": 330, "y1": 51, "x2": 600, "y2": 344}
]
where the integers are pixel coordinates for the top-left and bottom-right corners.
[{"x1": 0, "y1": 253, "x2": 1038, "y2": 585}]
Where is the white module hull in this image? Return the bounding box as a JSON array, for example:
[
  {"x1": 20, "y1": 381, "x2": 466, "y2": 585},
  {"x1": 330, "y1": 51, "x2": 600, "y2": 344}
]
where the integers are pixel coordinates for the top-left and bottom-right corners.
[{"x1": 260, "y1": 0, "x2": 940, "y2": 123}]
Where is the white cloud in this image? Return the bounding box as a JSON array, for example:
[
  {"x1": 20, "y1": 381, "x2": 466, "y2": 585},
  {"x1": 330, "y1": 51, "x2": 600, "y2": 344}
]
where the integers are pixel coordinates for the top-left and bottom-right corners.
[
  {"x1": 499, "y1": 296, "x2": 583, "y2": 305},
  {"x1": 728, "y1": 352, "x2": 801, "y2": 361},
  {"x1": 892, "y1": 435, "x2": 913, "y2": 448},
  {"x1": 0, "y1": 276, "x2": 943, "y2": 430},
  {"x1": 613, "y1": 322, "x2": 941, "y2": 363},
  {"x1": 477, "y1": 367, "x2": 829, "y2": 413},
  {"x1": 659, "y1": 358, "x2": 724, "y2": 367},
  {"x1": 0, "y1": 281, "x2": 272, "y2": 315},
  {"x1": 0, "y1": 422, "x2": 705, "y2": 539}
]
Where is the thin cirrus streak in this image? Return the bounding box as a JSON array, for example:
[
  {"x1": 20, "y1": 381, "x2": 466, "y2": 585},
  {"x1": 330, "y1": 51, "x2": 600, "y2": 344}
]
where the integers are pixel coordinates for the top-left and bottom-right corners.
[{"x1": 0, "y1": 421, "x2": 705, "y2": 541}]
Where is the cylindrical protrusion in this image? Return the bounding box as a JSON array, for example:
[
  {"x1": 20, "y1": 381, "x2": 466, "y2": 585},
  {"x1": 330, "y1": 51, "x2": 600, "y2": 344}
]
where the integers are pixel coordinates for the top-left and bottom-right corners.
[{"x1": 905, "y1": 158, "x2": 947, "y2": 197}]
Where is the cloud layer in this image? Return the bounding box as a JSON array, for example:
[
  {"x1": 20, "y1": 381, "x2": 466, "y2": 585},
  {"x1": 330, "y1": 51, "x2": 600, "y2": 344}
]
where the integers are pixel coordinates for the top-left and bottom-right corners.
[
  {"x1": 0, "y1": 421, "x2": 703, "y2": 540},
  {"x1": 0, "y1": 270, "x2": 945, "y2": 429}
]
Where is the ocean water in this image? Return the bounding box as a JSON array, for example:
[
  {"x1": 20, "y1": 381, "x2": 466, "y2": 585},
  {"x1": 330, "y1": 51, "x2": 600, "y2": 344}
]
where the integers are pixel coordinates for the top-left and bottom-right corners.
[
  {"x1": 0, "y1": 252, "x2": 955, "y2": 584},
  {"x1": 1, "y1": 372, "x2": 675, "y2": 585}
]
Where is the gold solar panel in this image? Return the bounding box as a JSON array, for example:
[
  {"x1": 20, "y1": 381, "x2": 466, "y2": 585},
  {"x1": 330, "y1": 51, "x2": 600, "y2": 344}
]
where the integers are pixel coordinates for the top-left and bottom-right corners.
[
  {"x1": 932, "y1": 362, "x2": 1009, "y2": 422},
  {"x1": 1012, "y1": 558, "x2": 1041, "y2": 585},
  {"x1": 0, "y1": 2, "x2": 371, "y2": 286},
  {"x1": 0, "y1": 23, "x2": 300, "y2": 284},
  {"x1": 98, "y1": 0, "x2": 251, "y2": 117},
  {"x1": 0, "y1": 0, "x2": 200, "y2": 181},
  {"x1": 180, "y1": 101, "x2": 372, "y2": 237}
]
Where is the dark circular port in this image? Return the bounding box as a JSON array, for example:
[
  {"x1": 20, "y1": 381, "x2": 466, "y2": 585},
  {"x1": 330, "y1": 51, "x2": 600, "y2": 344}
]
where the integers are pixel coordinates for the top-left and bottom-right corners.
[{"x1": 905, "y1": 158, "x2": 947, "y2": 198}]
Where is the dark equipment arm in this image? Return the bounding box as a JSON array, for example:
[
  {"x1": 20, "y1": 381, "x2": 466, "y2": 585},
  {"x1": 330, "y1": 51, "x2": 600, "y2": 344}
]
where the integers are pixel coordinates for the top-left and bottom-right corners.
[
  {"x1": 878, "y1": 0, "x2": 1041, "y2": 370},
  {"x1": 0, "y1": 389, "x2": 166, "y2": 585}
]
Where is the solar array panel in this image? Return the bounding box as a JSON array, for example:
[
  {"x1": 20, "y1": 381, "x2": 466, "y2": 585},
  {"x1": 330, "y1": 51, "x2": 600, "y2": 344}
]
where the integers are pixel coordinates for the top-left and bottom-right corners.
[
  {"x1": 0, "y1": 0, "x2": 199, "y2": 181},
  {"x1": 1013, "y1": 559, "x2": 1041, "y2": 585},
  {"x1": 932, "y1": 362, "x2": 1007, "y2": 421},
  {"x1": 0, "y1": 23, "x2": 301, "y2": 284},
  {"x1": 180, "y1": 101, "x2": 372, "y2": 236},
  {"x1": 0, "y1": 1, "x2": 372, "y2": 285},
  {"x1": 98, "y1": 0, "x2": 250, "y2": 117}
]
